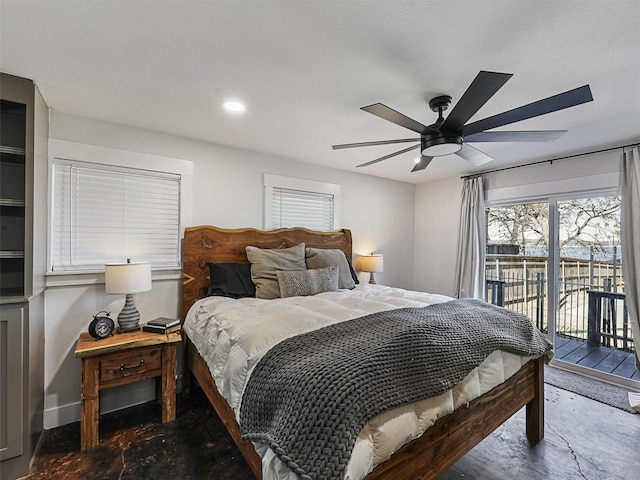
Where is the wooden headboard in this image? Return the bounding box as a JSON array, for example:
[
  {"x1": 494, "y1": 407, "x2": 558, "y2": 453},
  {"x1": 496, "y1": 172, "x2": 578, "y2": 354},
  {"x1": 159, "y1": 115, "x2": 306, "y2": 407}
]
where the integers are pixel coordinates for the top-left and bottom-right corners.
[{"x1": 181, "y1": 226, "x2": 353, "y2": 322}]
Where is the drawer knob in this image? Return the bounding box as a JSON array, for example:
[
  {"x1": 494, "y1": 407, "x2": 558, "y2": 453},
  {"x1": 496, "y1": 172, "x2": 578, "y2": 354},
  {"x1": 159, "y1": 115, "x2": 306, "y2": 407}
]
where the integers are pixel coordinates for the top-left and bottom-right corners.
[{"x1": 120, "y1": 359, "x2": 144, "y2": 371}]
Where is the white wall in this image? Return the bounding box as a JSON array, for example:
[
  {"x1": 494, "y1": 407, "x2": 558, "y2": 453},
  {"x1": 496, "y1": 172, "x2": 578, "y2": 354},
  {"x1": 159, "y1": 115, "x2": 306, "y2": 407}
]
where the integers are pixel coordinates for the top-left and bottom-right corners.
[
  {"x1": 413, "y1": 177, "x2": 463, "y2": 297},
  {"x1": 43, "y1": 111, "x2": 416, "y2": 428}
]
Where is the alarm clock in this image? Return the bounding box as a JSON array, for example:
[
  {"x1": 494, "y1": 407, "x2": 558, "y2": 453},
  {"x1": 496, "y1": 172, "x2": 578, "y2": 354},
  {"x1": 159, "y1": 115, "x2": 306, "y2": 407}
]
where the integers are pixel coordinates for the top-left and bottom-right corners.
[{"x1": 88, "y1": 311, "x2": 115, "y2": 339}]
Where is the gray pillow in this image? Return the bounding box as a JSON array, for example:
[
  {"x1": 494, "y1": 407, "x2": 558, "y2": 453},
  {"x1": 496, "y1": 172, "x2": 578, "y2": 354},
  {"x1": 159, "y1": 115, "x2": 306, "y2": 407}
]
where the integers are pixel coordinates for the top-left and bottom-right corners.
[
  {"x1": 277, "y1": 266, "x2": 339, "y2": 298},
  {"x1": 246, "y1": 243, "x2": 306, "y2": 299},
  {"x1": 305, "y1": 247, "x2": 356, "y2": 290}
]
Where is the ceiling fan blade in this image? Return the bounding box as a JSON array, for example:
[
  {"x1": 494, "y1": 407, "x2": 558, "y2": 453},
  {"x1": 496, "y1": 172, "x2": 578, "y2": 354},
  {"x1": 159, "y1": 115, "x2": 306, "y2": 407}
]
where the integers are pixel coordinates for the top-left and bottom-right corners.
[
  {"x1": 464, "y1": 130, "x2": 567, "y2": 142},
  {"x1": 462, "y1": 85, "x2": 593, "y2": 137},
  {"x1": 411, "y1": 155, "x2": 433, "y2": 172},
  {"x1": 356, "y1": 144, "x2": 420, "y2": 168},
  {"x1": 456, "y1": 143, "x2": 494, "y2": 166},
  {"x1": 441, "y1": 71, "x2": 513, "y2": 132},
  {"x1": 361, "y1": 103, "x2": 438, "y2": 135},
  {"x1": 332, "y1": 138, "x2": 419, "y2": 150}
]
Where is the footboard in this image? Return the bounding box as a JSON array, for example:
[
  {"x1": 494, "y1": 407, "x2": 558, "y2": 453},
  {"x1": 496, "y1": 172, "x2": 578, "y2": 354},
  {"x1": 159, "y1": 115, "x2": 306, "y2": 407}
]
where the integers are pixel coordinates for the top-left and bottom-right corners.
[{"x1": 363, "y1": 356, "x2": 544, "y2": 480}]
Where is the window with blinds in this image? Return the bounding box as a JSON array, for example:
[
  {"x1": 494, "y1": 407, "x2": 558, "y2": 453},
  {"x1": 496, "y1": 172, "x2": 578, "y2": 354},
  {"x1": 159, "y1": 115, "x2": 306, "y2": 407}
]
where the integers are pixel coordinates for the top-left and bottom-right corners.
[
  {"x1": 51, "y1": 159, "x2": 181, "y2": 271},
  {"x1": 271, "y1": 187, "x2": 335, "y2": 231}
]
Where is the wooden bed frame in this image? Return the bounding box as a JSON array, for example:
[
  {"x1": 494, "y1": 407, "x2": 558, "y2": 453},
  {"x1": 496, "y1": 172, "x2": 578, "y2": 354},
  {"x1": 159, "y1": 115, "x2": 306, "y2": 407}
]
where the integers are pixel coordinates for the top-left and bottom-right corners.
[{"x1": 181, "y1": 225, "x2": 545, "y2": 480}]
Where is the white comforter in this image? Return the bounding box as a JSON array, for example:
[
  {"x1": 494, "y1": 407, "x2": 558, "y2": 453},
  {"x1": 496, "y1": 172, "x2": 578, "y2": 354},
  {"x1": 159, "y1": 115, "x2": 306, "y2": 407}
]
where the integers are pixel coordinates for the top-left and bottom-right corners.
[{"x1": 183, "y1": 284, "x2": 535, "y2": 480}]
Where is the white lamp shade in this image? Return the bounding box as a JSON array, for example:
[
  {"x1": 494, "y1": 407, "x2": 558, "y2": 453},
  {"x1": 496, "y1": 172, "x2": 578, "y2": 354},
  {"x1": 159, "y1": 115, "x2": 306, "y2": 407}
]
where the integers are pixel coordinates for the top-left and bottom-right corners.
[
  {"x1": 105, "y1": 261, "x2": 152, "y2": 294},
  {"x1": 359, "y1": 254, "x2": 384, "y2": 273}
]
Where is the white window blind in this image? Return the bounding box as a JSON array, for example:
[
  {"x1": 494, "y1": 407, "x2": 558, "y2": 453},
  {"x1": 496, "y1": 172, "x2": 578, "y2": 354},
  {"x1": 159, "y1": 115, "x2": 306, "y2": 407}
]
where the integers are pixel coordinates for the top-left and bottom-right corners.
[
  {"x1": 51, "y1": 159, "x2": 181, "y2": 271},
  {"x1": 271, "y1": 187, "x2": 335, "y2": 231}
]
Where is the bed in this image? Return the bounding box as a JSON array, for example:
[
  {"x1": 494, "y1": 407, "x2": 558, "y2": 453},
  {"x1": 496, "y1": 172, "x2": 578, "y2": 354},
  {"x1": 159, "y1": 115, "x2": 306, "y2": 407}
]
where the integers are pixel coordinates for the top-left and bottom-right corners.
[{"x1": 180, "y1": 225, "x2": 550, "y2": 480}]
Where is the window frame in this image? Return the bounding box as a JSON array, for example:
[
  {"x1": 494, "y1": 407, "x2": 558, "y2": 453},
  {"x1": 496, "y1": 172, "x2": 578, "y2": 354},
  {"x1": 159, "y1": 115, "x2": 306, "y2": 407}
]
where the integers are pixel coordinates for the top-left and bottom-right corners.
[
  {"x1": 47, "y1": 139, "x2": 193, "y2": 278},
  {"x1": 263, "y1": 173, "x2": 340, "y2": 231}
]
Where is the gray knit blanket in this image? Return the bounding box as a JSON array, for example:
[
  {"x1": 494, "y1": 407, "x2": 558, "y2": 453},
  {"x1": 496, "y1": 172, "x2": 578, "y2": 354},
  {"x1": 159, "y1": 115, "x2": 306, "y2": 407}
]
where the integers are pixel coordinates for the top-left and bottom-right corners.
[{"x1": 239, "y1": 299, "x2": 553, "y2": 480}]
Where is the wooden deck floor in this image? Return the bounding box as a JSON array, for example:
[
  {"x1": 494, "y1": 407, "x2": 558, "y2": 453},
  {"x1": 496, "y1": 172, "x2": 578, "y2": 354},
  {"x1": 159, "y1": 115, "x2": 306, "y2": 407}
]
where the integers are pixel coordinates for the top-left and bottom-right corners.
[{"x1": 554, "y1": 335, "x2": 640, "y2": 380}]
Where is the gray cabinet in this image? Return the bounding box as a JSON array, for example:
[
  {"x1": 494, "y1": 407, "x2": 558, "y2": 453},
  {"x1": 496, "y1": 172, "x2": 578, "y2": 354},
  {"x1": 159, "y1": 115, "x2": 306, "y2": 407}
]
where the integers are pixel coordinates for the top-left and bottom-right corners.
[
  {"x1": 0, "y1": 305, "x2": 26, "y2": 462},
  {"x1": 0, "y1": 73, "x2": 47, "y2": 480}
]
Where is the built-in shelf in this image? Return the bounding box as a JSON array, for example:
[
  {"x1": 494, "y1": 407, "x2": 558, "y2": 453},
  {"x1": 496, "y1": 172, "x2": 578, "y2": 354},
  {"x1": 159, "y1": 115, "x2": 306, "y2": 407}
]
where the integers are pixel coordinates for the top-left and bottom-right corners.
[
  {"x1": 0, "y1": 199, "x2": 25, "y2": 207},
  {"x1": 0, "y1": 289, "x2": 26, "y2": 299},
  {"x1": 1, "y1": 96, "x2": 27, "y2": 299},
  {"x1": 0, "y1": 145, "x2": 26, "y2": 156},
  {"x1": 0, "y1": 251, "x2": 25, "y2": 259},
  {"x1": 1, "y1": 98, "x2": 27, "y2": 292}
]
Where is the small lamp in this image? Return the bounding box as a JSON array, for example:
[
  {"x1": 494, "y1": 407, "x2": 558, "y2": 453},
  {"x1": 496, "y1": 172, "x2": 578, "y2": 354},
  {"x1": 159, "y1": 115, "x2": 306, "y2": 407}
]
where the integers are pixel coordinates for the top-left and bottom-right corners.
[
  {"x1": 359, "y1": 254, "x2": 384, "y2": 285},
  {"x1": 105, "y1": 259, "x2": 152, "y2": 333}
]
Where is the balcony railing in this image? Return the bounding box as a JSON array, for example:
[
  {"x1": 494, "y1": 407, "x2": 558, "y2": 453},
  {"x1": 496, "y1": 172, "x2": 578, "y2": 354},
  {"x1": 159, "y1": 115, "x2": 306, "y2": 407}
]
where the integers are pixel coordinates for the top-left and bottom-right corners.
[
  {"x1": 486, "y1": 255, "x2": 634, "y2": 354},
  {"x1": 587, "y1": 290, "x2": 632, "y2": 350}
]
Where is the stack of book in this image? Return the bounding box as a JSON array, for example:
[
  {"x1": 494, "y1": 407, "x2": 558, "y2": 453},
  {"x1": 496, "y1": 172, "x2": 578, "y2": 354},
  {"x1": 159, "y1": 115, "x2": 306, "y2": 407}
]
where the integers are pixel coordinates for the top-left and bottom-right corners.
[{"x1": 142, "y1": 317, "x2": 181, "y2": 334}]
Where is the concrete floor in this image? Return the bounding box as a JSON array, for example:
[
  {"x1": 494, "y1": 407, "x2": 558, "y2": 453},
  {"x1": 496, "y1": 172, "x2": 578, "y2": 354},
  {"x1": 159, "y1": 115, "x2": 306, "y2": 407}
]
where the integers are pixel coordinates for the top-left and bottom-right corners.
[
  {"x1": 26, "y1": 383, "x2": 639, "y2": 480},
  {"x1": 437, "y1": 384, "x2": 639, "y2": 480}
]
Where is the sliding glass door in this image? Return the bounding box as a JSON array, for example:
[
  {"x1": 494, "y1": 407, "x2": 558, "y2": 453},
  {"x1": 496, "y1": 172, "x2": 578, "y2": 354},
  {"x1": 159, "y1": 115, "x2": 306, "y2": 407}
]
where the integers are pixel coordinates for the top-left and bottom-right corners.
[
  {"x1": 554, "y1": 196, "x2": 636, "y2": 380},
  {"x1": 486, "y1": 202, "x2": 550, "y2": 332},
  {"x1": 486, "y1": 193, "x2": 637, "y2": 384}
]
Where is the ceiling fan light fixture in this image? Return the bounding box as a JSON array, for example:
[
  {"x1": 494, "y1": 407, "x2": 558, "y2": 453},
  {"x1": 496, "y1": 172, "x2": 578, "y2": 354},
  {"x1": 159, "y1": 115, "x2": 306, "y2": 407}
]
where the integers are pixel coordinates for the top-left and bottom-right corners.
[{"x1": 420, "y1": 135, "x2": 463, "y2": 156}]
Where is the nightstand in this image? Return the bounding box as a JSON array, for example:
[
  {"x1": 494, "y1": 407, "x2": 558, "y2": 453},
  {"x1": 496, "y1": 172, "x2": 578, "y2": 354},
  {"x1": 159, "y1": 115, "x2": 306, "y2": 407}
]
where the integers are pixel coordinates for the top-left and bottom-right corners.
[{"x1": 74, "y1": 328, "x2": 181, "y2": 451}]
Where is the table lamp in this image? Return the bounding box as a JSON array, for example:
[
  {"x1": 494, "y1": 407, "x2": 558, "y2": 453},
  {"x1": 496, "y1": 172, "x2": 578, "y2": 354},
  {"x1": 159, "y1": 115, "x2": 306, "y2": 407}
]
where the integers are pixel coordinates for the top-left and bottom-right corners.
[
  {"x1": 359, "y1": 254, "x2": 384, "y2": 285},
  {"x1": 105, "y1": 259, "x2": 152, "y2": 333}
]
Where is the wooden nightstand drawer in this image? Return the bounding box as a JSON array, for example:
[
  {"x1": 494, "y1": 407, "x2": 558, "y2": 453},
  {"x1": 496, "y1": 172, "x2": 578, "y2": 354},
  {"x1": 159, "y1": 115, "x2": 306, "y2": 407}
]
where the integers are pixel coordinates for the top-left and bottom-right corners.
[{"x1": 99, "y1": 346, "x2": 162, "y2": 385}]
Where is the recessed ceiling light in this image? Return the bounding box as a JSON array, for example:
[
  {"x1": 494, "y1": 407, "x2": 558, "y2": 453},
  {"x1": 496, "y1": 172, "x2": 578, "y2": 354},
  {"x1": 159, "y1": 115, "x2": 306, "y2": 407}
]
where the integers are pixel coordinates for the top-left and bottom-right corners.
[
  {"x1": 223, "y1": 100, "x2": 246, "y2": 113},
  {"x1": 414, "y1": 157, "x2": 421, "y2": 163}
]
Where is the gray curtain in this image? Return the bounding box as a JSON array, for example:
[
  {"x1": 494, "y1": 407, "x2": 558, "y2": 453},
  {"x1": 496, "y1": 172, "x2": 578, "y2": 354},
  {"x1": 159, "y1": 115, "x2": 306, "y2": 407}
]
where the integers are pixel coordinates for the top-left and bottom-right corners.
[
  {"x1": 620, "y1": 146, "x2": 640, "y2": 371},
  {"x1": 454, "y1": 176, "x2": 486, "y2": 300}
]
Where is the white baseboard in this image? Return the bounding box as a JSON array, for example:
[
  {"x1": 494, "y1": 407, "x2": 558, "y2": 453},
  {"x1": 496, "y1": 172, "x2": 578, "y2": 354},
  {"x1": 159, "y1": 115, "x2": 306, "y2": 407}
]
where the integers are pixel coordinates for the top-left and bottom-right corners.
[{"x1": 44, "y1": 380, "x2": 157, "y2": 429}]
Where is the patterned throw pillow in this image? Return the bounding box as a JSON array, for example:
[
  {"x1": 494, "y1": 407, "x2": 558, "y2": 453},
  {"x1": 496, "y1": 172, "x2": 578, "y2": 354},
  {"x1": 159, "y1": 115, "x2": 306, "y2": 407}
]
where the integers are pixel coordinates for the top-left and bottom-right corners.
[{"x1": 276, "y1": 266, "x2": 339, "y2": 298}]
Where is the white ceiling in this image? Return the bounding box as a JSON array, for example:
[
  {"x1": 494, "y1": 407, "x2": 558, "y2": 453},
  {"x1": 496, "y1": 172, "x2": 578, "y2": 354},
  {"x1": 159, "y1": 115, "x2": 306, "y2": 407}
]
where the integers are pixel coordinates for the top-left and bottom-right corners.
[{"x1": 2, "y1": 1, "x2": 639, "y2": 184}]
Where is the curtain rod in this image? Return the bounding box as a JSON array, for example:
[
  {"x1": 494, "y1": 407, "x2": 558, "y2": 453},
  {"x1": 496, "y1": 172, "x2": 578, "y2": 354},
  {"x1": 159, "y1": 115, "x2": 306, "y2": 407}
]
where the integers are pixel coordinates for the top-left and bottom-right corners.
[{"x1": 460, "y1": 141, "x2": 640, "y2": 180}]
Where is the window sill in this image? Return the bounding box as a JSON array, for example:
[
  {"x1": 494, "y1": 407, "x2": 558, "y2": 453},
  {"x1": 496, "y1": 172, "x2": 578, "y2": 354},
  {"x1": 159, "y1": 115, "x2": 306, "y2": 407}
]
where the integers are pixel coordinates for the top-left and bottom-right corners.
[{"x1": 45, "y1": 268, "x2": 183, "y2": 288}]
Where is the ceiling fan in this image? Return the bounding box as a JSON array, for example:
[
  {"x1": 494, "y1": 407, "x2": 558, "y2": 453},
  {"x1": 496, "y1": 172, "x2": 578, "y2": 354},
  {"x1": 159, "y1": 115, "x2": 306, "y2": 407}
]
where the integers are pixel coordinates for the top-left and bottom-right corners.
[{"x1": 332, "y1": 71, "x2": 593, "y2": 172}]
